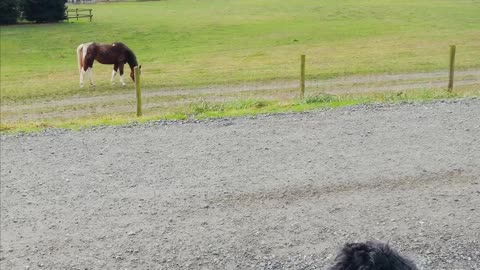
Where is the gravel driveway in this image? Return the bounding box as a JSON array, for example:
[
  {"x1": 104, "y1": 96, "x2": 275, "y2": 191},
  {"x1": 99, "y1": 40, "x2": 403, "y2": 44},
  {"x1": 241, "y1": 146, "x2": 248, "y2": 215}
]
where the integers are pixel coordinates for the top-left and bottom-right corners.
[{"x1": 1, "y1": 99, "x2": 479, "y2": 269}]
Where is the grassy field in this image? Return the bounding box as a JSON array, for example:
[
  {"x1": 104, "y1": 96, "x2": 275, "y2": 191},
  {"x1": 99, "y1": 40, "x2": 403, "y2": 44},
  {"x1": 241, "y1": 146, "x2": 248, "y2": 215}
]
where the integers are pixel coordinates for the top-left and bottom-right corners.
[
  {"x1": 1, "y1": 0, "x2": 479, "y2": 132},
  {"x1": 1, "y1": 0, "x2": 479, "y2": 101}
]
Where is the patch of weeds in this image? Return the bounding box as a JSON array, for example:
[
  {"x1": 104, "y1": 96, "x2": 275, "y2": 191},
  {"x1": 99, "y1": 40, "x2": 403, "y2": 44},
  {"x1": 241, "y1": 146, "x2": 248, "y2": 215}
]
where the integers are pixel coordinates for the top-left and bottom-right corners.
[
  {"x1": 0, "y1": 121, "x2": 53, "y2": 133},
  {"x1": 190, "y1": 99, "x2": 224, "y2": 114},
  {"x1": 190, "y1": 99, "x2": 270, "y2": 115},
  {"x1": 303, "y1": 93, "x2": 338, "y2": 104},
  {"x1": 382, "y1": 89, "x2": 459, "y2": 102},
  {"x1": 229, "y1": 99, "x2": 270, "y2": 110},
  {"x1": 3, "y1": 87, "x2": 478, "y2": 134},
  {"x1": 253, "y1": 100, "x2": 269, "y2": 108},
  {"x1": 382, "y1": 91, "x2": 408, "y2": 102}
]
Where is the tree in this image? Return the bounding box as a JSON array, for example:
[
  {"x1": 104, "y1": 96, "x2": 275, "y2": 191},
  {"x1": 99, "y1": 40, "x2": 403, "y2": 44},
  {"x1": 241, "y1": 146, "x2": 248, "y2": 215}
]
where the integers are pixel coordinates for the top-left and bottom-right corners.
[
  {"x1": 23, "y1": 0, "x2": 67, "y2": 23},
  {"x1": 0, "y1": 0, "x2": 20, "y2": 24}
]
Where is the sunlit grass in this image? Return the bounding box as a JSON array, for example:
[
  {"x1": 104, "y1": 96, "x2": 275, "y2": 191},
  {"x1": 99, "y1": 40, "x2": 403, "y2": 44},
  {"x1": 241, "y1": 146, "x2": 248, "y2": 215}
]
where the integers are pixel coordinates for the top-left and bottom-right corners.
[
  {"x1": 1, "y1": 0, "x2": 479, "y2": 101},
  {"x1": 2, "y1": 87, "x2": 477, "y2": 134}
]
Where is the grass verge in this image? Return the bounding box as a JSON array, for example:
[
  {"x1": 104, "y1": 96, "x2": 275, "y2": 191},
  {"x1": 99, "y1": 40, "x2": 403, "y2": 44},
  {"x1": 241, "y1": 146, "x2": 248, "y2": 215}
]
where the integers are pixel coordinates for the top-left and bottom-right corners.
[{"x1": 1, "y1": 88, "x2": 477, "y2": 134}]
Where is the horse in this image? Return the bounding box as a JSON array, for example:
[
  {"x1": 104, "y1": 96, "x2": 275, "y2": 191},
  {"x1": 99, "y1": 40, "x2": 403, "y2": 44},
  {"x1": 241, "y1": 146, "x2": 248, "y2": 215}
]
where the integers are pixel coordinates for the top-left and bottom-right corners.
[{"x1": 76, "y1": 42, "x2": 141, "y2": 87}]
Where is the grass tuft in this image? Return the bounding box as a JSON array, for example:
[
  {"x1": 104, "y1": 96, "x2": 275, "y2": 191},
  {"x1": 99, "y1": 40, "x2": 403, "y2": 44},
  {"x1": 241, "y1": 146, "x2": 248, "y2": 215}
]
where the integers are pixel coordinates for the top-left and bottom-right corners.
[{"x1": 303, "y1": 93, "x2": 338, "y2": 104}]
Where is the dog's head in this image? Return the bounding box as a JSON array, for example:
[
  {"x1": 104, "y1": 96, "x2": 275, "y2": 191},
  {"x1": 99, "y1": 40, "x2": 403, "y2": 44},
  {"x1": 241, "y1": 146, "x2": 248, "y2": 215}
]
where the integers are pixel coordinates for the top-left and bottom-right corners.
[{"x1": 328, "y1": 241, "x2": 418, "y2": 270}]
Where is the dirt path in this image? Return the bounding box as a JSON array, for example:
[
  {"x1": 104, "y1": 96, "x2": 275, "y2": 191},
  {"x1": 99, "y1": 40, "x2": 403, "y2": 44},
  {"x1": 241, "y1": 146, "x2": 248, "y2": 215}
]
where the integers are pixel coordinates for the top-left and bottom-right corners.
[
  {"x1": 1, "y1": 99, "x2": 479, "y2": 269},
  {"x1": 1, "y1": 69, "x2": 479, "y2": 122}
]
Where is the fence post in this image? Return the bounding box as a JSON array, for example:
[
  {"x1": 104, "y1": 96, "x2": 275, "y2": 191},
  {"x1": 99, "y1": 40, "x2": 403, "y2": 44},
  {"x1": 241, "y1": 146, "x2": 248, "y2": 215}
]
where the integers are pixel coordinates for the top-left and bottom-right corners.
[
  {"x1": 300, "y1": 54, "x2": 305, "y2": 99},
  {"x1": 134, "y1": 66, "x2": 142, "y2": 117},
  {"x1": 448, "y1": 45, "x2": 456, "y2": 91}
]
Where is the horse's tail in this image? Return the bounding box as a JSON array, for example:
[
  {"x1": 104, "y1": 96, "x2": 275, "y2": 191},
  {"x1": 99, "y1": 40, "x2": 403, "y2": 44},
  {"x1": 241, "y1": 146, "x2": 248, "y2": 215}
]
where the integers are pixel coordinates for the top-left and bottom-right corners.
[{"x1": 76, "y1": 43, "x2": 84, "y2": 73}]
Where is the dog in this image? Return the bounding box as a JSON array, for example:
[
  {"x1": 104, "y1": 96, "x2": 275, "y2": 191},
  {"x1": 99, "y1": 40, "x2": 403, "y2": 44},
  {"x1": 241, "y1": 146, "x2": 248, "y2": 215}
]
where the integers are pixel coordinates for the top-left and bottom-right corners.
[{"x1": 328, "y1": 241, "x2": 418, "y2": 270}]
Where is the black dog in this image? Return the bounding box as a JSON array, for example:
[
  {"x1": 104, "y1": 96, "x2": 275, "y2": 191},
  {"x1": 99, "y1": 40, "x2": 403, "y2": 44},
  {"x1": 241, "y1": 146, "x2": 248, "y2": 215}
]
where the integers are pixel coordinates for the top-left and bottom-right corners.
[{"x1": 328, "y1": 241, "x2": 418, "y2": 270}]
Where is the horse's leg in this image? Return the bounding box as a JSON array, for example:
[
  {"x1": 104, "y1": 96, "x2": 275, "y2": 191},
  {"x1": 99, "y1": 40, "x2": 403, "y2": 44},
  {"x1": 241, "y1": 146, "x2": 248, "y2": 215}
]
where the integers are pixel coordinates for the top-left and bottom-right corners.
[
  {"x1": 83, "y1": 56, "x2": 95, "y2": 87},
  {"x1": 119, "y1": 63, "x2": 126, "y2": 86},
  {"x1": 80, "y1": 68, "x2": 85, "y2": 88},
  {"x1": 111, "y1": 63, "x2": 119, "y2": 85},
  {"x1": 78, "y1": 44, "x2": 86, "y2": 87},
  {"x1": 80, "y1": 66, "x2": 94, "y2": 87},
  {"x1": 80, "y1": 67, "x2": 93, "y2": 88},
  {"x1": 87, "y1": 67, "x2": 95, "y2": 87}
]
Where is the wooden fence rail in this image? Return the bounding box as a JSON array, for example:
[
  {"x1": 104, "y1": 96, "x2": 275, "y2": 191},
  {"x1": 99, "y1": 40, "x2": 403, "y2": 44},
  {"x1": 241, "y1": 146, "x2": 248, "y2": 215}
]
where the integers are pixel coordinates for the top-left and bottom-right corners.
[{"x1": 66, "y1": 8, "x2": 93, "y2": 22}]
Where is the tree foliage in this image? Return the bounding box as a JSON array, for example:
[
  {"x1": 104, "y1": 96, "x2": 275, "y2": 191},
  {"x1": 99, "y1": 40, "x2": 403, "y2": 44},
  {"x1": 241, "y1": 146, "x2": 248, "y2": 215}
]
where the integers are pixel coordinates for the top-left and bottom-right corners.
[
  {"x1": 0, "y1": 0, "x2": 20, "y2": 24},
  {"x1": 22, "y1": 0, "x2": 67, "y2": 23}
]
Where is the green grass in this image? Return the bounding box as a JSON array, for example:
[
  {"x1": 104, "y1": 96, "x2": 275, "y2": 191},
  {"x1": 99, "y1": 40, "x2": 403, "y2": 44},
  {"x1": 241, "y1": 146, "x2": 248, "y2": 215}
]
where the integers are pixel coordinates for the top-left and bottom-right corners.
[
  {"x1": 2, "y1": 87, "x2": 477, "y2": 134},
  {"x1": 1, "y1": 0, "x2": 479, "y2": 101}
]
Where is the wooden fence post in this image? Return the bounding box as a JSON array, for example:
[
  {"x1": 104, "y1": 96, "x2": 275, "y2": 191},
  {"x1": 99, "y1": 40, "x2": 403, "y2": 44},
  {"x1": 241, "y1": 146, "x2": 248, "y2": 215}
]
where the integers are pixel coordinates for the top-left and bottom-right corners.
[
  {"x1": 448, "y1": 45, "x2": 456, "y2": 91},
  {"x1": 300, "y1": 54, "x2": 305, "y2": 99},
  {"x1": 134, "y1": 66, "x2": 142, "y2": 117}
]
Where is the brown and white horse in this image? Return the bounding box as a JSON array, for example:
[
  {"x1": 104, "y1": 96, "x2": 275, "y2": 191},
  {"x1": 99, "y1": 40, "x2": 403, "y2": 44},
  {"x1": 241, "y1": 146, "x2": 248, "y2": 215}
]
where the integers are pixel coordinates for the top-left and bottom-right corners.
[{"x1": 76, "y1": 42, "x2": 141, "y2": 87}]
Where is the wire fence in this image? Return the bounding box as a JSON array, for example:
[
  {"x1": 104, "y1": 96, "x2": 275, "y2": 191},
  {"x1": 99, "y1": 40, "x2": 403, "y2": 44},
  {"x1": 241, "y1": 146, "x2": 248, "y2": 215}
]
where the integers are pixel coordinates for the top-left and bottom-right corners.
[{"x1": 1, "y1": 48, "x2": 479, "y2": 125}]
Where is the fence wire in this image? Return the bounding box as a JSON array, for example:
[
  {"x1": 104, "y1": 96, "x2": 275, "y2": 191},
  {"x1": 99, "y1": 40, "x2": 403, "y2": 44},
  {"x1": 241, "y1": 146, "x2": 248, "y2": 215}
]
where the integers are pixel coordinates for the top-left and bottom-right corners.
[{"x1": 2, "y1": 52, "x2": 479, "y2": 125}]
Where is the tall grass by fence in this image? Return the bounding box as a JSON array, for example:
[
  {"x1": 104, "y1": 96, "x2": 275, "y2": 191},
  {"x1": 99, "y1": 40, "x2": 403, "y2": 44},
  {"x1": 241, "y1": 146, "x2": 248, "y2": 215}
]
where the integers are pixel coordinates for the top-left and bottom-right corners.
[{"x1": 1, "y1": 44, "x2": 478, "y2": 128}]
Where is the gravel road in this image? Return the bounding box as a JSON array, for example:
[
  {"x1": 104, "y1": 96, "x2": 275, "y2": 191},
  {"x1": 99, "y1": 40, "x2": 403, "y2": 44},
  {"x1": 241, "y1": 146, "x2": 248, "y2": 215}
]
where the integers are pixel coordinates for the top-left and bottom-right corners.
[{"x1": 1, "y1": 99, "x2": 480, "y2": 269}]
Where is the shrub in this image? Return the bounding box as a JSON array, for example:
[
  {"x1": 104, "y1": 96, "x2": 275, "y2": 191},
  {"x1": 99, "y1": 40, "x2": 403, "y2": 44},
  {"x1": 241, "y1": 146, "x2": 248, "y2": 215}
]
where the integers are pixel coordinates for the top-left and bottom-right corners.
[
  {"x1": 0, "y1": 0, "x2": 20, "y2": 24},
  {"x1": 22, "y1": 0, "x2": 67, "y2": 23}
]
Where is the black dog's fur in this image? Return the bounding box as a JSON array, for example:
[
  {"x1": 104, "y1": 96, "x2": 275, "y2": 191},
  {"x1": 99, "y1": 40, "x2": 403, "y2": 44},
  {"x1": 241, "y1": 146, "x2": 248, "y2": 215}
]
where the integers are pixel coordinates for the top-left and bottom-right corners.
[{"x1": 328, "y1": 241, "x2": 418, "y2": 270}]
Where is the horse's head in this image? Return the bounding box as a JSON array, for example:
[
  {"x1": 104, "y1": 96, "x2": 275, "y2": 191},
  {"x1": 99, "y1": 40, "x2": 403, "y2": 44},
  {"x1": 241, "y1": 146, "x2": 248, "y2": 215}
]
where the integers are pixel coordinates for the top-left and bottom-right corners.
[{"x1": 130, "y1": 65, "x2": 142, "y2": 82}]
